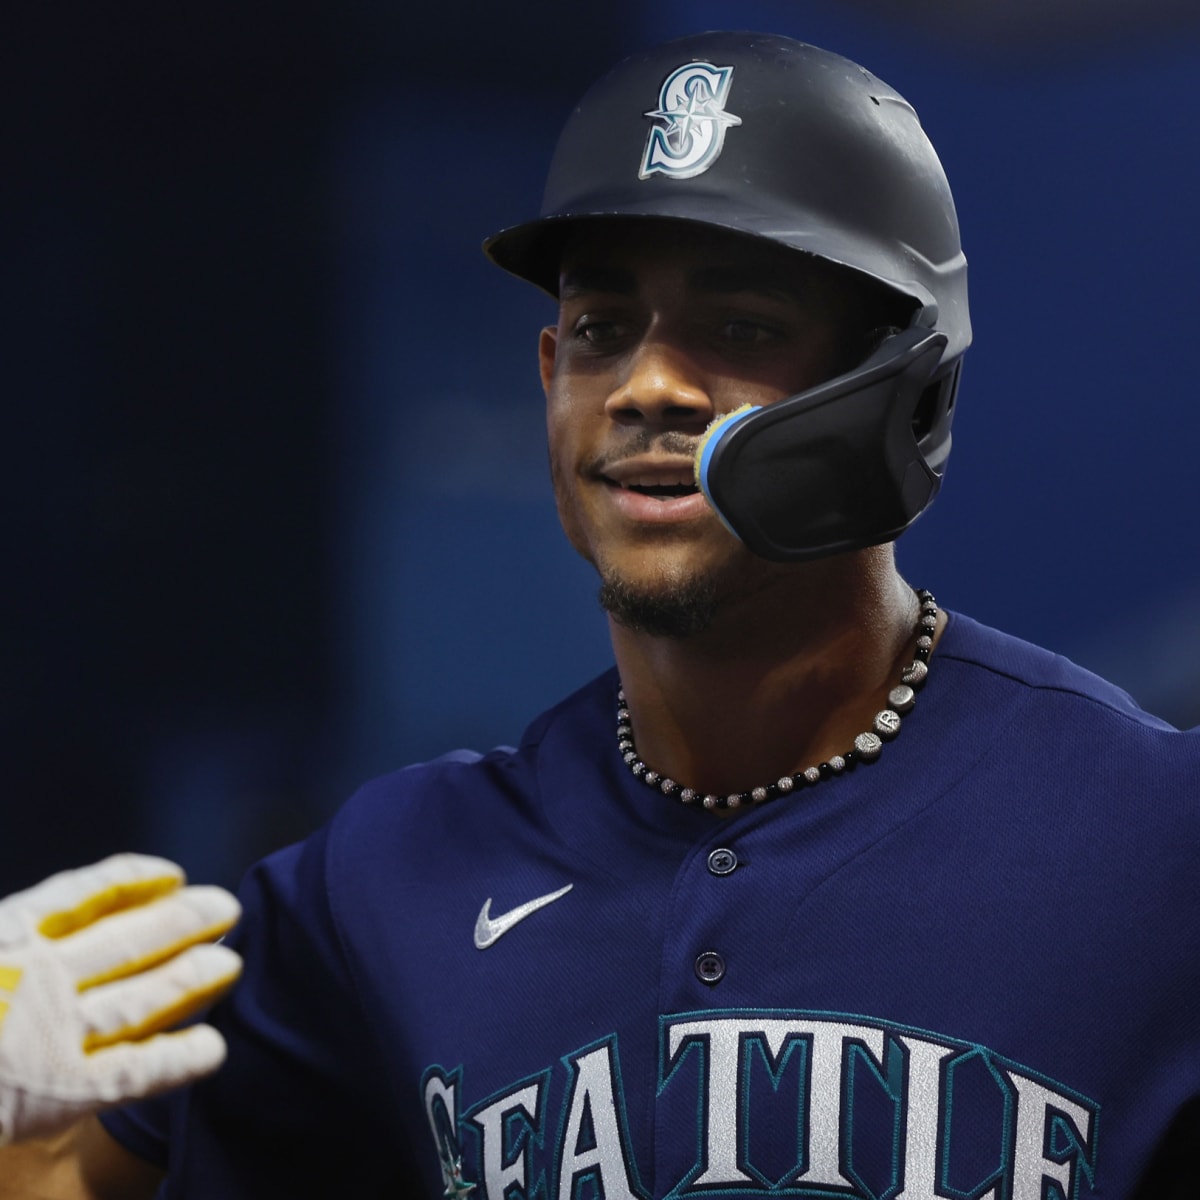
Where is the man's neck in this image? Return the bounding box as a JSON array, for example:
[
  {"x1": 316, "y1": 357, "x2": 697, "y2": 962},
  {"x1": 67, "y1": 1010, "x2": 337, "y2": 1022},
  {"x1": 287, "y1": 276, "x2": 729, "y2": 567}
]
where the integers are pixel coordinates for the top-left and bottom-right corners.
[{"x1": 609, "y1": 551, "x2": 928, "y2": 799}]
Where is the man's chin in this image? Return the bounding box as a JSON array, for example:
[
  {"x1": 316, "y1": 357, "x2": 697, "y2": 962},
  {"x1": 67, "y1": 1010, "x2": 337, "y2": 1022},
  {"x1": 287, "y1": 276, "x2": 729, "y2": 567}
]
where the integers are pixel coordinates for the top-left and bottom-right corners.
[{"x1": 596, "y1": 574, "x2": 719, "y2": 640}]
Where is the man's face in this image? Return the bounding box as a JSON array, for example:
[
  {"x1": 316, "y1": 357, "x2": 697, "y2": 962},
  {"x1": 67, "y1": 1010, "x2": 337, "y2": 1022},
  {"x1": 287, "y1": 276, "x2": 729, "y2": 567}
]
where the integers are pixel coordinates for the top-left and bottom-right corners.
[{"x1": 538, "y1": 220, "x2": 859, "y2": 635}]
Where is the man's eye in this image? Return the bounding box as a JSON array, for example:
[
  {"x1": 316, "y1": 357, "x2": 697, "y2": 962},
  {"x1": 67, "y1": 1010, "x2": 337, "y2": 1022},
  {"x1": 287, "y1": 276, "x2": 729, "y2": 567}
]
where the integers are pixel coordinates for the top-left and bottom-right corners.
[
  {"x1": 574, "y1": 319, "x2": 625, "y2": 346},
  {"x1": 720, "y1": 320, "x2": 780, "y2": 346}
]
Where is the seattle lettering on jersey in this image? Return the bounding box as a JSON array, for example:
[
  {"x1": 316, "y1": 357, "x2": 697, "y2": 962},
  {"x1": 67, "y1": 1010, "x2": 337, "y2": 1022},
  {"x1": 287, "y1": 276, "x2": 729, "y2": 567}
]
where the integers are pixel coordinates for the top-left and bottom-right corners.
[{"x1": 422, "y1": 1009, "x2": 1099, "y2": 1200}]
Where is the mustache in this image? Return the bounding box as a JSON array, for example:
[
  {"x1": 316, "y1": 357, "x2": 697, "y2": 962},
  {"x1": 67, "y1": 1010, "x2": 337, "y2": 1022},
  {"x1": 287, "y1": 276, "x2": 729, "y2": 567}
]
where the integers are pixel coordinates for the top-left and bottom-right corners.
[{"x1": 587, "y1": 430, "x2": 702, "y2": 476}]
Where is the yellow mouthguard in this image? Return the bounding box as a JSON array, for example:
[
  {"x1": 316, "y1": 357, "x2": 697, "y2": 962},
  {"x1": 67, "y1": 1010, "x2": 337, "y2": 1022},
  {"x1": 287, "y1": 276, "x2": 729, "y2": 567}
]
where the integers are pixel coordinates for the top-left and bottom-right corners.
[{"x1": 694, "y1": 405, "x2": 756, "y2": 484}]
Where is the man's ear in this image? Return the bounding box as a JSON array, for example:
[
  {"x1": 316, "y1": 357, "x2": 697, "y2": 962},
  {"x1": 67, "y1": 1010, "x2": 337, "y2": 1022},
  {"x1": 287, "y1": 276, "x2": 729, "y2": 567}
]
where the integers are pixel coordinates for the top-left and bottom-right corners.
[{"x1": 538, "y1": 326, "x2": 558, "y2": 398}]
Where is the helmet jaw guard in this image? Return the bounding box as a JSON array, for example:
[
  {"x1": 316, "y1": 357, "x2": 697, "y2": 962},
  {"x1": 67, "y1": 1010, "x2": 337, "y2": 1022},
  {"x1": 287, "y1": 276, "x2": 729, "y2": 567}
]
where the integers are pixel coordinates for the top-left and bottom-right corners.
[
  {"x1": 485, "y1": 31, "x2": 971, "y2": 562},
  {"x1": 695, "y1": 327, "x2": 955, "y2": 561}
]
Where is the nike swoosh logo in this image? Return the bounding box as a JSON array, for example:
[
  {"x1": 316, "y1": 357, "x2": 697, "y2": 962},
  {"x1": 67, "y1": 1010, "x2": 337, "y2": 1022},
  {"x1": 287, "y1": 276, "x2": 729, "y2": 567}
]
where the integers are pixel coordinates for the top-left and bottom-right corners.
[{"x1": 474, "y1": 884, "x2": 573, "y2": 950}]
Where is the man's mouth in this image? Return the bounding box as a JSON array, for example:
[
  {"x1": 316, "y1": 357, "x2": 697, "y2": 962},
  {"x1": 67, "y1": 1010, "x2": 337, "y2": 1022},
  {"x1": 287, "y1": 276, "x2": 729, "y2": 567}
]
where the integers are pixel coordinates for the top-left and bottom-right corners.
[
  {"x1": 591, "y1": 457, "x2": 711, "y2": 523},
  {"x1": 600, "y1": 465, "x2": 699, "y2": 500},
  {"x1": 616, "y1": 480, "x2": 700, "y2": 500}
]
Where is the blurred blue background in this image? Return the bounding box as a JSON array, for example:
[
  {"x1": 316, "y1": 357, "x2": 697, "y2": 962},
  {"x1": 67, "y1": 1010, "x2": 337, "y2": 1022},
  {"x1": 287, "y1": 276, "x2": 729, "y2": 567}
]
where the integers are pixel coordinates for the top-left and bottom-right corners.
[{"x1": 5, "y1": 0, "x2": 1199, "y2": 890}]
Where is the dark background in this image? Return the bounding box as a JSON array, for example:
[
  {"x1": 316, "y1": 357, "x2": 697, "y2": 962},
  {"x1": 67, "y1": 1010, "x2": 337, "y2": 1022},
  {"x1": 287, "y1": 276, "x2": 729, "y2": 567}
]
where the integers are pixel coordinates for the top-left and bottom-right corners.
[{"x1": 5, "y1": 0, "x2": 1199, "y2": 890}]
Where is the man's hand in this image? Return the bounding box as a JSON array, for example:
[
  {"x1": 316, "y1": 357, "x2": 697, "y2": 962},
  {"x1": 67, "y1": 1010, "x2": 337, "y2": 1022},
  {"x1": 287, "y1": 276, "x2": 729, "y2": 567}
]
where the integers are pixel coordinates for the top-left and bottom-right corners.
[{"x1": 0, "y1": 853, "x2": 242, "y2": 1146}]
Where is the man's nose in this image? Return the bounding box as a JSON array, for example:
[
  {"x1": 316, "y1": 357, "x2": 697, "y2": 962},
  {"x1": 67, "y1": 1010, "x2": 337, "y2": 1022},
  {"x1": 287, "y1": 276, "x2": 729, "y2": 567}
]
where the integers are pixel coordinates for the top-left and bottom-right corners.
[{"x1": 603, "y1": 339, "x2": 714, "y2": 428}]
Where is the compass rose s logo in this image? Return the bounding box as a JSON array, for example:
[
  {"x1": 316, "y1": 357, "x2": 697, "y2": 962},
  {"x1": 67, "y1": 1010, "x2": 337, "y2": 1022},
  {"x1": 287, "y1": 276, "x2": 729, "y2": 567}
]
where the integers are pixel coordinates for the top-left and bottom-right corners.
[{"x1": 639, "y1": 61, "x2": 742, "y2": 180}]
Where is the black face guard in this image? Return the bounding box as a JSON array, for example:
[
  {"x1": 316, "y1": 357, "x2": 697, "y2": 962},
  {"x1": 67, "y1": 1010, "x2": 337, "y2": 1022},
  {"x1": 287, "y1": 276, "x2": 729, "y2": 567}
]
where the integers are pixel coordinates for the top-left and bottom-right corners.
[{"x1": 695, "y1": 327, "x2": 957, "y2": 562}]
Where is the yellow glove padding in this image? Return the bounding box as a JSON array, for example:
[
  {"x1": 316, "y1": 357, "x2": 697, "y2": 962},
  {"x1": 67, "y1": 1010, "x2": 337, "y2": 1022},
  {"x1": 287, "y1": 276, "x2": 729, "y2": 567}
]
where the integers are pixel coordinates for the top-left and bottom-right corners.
[{"x1": 0, "y1": 853, "x2": 242, "y2": 1145}]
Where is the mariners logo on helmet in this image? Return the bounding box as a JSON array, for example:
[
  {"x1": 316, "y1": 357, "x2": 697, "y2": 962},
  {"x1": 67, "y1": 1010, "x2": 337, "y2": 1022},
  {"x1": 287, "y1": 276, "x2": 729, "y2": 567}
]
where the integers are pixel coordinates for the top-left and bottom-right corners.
[{"x1": 639, "y1": 62, "x2": 742, "y2": 181}]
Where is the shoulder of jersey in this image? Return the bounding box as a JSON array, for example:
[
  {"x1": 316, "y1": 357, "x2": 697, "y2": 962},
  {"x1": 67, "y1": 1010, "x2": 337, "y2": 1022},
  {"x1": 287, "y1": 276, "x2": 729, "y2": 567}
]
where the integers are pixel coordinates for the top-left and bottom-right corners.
[{"x1": 940, "y1": 611, "x2": 1179, "y2": 730}]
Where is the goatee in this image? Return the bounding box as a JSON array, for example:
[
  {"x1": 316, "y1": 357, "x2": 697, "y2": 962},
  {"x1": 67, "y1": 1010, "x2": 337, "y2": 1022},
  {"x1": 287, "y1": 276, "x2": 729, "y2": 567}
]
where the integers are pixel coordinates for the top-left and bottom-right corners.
[{"x1": 597, "y1": 575, "x2": 719, "y2": 639}]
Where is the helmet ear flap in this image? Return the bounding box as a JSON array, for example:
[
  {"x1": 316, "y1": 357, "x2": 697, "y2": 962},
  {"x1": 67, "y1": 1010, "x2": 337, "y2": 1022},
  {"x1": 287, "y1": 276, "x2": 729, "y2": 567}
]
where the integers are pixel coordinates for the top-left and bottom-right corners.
[
  {"x1": 854, "y1": 324, "x2": 959, "y2": 470},
  {"x1": 912, "y1": 381, "x2": 941, "y2": 441},
  {"x1": 912, "y1": 361, "x2": 962, "y2": 476}
]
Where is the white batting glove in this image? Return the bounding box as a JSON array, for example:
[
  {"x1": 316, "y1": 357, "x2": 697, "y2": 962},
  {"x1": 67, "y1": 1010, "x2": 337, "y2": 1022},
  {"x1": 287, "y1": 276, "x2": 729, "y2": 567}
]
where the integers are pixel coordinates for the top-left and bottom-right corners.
[{"x1": 0, "y1": 853, "x2": 242, "y2": 1146}]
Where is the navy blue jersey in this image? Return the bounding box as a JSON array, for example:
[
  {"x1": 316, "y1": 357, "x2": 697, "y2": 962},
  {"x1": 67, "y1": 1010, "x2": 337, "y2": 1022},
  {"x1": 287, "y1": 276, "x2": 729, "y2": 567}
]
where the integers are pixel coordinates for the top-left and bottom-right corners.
[{"x1": 102, "y1": 612, "x2": 1200, "y2": 1198}]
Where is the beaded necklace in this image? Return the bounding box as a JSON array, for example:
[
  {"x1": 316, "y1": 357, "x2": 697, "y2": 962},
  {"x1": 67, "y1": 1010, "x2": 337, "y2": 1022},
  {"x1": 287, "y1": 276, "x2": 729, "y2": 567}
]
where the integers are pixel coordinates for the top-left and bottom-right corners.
[{"x1": 616, "y1": 589, "x2": 938, "y2": 812}]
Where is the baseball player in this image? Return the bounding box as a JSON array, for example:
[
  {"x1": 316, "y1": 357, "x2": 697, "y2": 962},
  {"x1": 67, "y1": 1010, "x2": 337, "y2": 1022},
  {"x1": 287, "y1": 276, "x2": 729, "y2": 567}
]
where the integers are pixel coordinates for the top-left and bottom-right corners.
[{"x1": 2, "y1": 31, "x2": 1197, "y2": 1199}]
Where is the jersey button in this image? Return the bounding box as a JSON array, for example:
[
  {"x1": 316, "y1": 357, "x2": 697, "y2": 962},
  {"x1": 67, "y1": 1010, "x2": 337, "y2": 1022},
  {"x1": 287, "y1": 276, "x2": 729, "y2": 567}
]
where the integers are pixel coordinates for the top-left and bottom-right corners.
[
  {"x1": 707, "y1": 847, "x2": 738, "y2": 876},
  {"x1": 695, "y1": 951, "x2": 726, "y2": 985}
]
